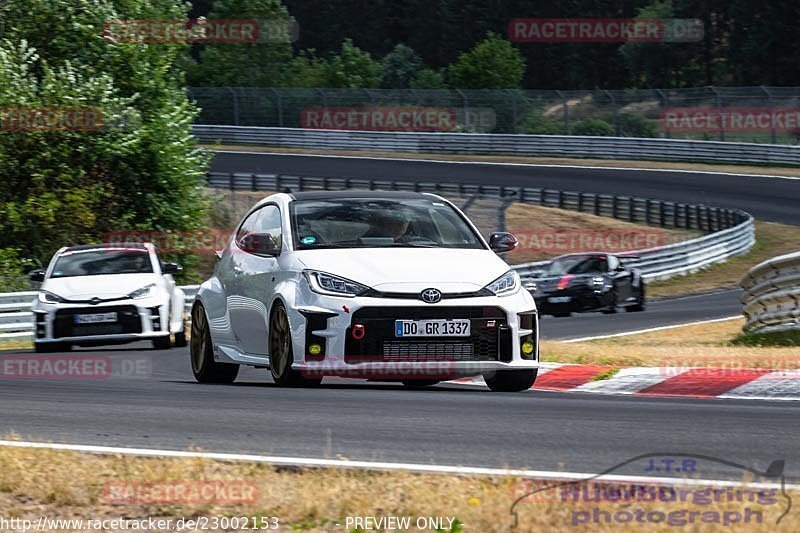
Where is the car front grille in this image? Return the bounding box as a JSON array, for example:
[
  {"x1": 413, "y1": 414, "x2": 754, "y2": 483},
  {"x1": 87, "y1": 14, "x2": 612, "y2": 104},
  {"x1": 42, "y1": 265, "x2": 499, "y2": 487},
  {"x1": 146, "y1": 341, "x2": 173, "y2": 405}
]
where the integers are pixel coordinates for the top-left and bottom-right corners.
[
  {"x1": 53, "y1": 305, "x2": 142, "y2": 338},
  {"x1": 344, "y1": 306, "x2": 509, "y2": 363}
]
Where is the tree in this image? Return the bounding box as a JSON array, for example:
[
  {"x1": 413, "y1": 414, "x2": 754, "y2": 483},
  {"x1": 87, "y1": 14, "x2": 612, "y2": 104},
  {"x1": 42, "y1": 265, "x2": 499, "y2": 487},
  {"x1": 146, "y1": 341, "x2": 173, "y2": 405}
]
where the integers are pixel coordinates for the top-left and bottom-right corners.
[
  {"x1": 410, "y1": 69, "x2": 447, "y2": 89},
  {"x1": 284, "y1": 50, "x2": 328, "y2": 87},
  {"x1": 0, "y1": 0, "x2": 208, "y2": 281},
  {"x1": 323, "y1": 39, "x2": 381, "y2": 88},
  {"x1": 447, "y1": 32, "x2": 525, "y2": 89},
  {"x1": 380, "y1": 44, "x2": 423, "y2": 89},
  {"x1": 187, "y1": 0, "x2": 295, "y2": 86},
  {"x1": 571, "y1": 118, "x2": 615, "y2": 137}
]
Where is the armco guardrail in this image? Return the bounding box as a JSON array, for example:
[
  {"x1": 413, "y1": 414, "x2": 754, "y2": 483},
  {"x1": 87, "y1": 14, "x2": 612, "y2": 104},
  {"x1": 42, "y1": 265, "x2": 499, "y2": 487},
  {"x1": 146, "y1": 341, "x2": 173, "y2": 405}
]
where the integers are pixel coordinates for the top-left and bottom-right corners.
[
  {"x1": 193, "y1": 125, "x2": 800, "y2": 166},
  {"x1": 740, "y1": 252, "x2": 800, "y2": 334},
  {"x1": 0, "y1": 287, "x2": 199, "y2": 341},
  {"x1": 206, "y1": 172, "x2": 755, "y2": 283}
]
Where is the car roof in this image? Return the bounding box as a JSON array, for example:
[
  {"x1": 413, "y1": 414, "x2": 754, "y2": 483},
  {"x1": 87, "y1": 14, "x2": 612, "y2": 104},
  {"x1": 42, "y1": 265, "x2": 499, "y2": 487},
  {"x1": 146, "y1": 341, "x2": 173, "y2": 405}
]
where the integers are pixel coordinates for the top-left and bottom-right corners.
[
  {"x1": 62, "y1": 243, "x2": 150, "y2": 253},
  {"x1": 288, "y1": 190, "x2": 430, "y2": 201}
]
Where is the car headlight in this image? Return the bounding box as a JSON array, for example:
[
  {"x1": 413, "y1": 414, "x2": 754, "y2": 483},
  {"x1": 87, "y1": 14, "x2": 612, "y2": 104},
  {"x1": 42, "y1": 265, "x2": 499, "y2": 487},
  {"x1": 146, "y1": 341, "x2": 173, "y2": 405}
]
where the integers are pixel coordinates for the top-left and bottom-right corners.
[
  {"x1": 128, "y1": 284, "x2": 156, "y2": 299},
  {"x1": 485, "y1": 270, "x2": 520, "y2": 296},
  {"x1": 38, "y1": 291, "x2": 64, "y2": 304},
  {"x1": 303, "y1": 270, "x2": 369, "y2": 297}
]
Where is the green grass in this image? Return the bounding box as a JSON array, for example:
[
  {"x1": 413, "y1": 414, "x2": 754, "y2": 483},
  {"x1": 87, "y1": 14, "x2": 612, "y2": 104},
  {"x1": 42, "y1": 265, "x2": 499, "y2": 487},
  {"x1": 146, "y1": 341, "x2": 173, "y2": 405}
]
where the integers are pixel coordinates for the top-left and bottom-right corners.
[{"x1": 732, "y1": 329, "x2": 800, "y2": 347}]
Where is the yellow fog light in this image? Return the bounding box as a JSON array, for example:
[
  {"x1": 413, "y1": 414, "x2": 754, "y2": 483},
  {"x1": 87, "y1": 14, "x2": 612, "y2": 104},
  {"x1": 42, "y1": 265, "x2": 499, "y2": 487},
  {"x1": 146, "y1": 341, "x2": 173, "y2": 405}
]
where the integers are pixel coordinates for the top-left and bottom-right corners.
[
  {"x1": 521, "y1": 341, "x2": 535, "y2": 355},
  {"x1": 308, "y1": 343, "x2": 322, "y2": 356}
]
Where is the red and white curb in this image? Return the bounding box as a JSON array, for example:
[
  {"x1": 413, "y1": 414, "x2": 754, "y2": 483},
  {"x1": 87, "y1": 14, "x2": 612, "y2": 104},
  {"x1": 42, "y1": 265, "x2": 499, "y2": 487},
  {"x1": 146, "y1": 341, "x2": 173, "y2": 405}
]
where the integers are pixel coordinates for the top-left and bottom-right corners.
[{"x1": 451, "y1": 363, "x2": 800, "y2": 401}]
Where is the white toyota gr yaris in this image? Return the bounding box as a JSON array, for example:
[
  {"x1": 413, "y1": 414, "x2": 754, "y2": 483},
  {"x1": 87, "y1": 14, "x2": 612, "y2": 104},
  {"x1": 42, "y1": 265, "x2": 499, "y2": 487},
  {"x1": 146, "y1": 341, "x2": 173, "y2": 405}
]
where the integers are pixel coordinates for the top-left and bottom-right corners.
[{"x1": 191, "y1": 190, "x2": 539, "y2": 392}]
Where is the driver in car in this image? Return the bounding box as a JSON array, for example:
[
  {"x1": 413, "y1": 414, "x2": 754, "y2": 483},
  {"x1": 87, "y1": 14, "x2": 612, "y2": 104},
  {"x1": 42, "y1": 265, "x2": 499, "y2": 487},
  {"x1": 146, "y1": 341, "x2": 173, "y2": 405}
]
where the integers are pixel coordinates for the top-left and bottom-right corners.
[{"x1": 366, "y1": 211, "x2": 411, "y2": 241}]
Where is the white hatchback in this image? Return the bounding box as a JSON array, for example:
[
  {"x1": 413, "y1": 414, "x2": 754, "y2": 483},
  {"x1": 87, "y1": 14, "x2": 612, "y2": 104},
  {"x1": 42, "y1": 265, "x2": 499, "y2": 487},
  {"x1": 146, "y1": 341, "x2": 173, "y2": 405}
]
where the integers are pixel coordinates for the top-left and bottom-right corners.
[
  {"x1": 30, "y1": 243, "x2": 187, "y2": 351},
  {"x1": 192, "y1": 191, "x2": 539, "y2": 392}
]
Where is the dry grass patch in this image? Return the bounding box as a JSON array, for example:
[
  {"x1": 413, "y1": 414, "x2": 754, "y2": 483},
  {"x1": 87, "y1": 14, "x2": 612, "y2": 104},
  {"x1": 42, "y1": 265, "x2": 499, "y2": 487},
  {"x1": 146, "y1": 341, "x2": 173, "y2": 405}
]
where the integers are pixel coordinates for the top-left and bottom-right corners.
[
  {"x1": 648, "y1": 221, "x2": 800, "y2": 297},
  {"x1": 0, "y1": 443, "x2": 796, "y2": 532},
  {"x1": 204, "y1": 144, "x2": 800, "y2": 177},
  {"x1": 541, "y1": 318, "x2": 800, "y2": 369},
  {"x1": 504, "y1": 203, "x2": 696, "y2": 264}
]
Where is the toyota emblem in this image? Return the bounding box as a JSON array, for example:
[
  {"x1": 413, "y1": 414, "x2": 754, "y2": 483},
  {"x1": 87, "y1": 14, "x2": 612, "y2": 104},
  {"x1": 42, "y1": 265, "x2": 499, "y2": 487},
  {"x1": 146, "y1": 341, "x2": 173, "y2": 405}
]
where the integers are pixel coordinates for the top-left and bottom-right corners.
[{"x1": 420, "y1": 288, "x2": 442, "y2": 303}]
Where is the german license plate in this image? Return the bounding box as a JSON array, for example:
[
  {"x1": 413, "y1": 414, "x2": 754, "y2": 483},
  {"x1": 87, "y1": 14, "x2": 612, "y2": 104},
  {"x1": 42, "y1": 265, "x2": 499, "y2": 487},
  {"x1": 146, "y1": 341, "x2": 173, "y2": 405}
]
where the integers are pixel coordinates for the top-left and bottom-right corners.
[
  {"x1": 548, "y1": 296, "x2": 572, "y2": 304},
  {"x1": 74, "y1": 312, "x2": 118, "y2": 324},
  {"x1": 394, "y1": 319, "x2": 471, "y2": 337}
]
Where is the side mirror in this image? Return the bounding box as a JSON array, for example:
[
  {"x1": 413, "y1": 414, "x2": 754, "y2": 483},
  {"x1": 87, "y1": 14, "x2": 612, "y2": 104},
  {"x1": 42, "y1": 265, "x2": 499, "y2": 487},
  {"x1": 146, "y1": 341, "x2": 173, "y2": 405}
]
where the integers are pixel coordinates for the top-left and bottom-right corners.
[
  {"x1": 28, "y1": 269, "x2": 45, "y2": 282},
  {"x1": 489, "y1": 232, "x2": 518, "y2": 253},
  {"x1": 239, "y1": 233, "x2": 280, "y2": 256},
  {"x1": 162, "y1": 262, "x2": 182, "y2": 274}
]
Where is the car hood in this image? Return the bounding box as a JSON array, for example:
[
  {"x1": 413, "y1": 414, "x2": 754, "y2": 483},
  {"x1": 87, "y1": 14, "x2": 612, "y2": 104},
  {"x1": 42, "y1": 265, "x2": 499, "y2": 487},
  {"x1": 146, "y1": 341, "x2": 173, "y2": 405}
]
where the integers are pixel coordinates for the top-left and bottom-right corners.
[
  {"x1": 42, "y1": 273, "x2": 161, "y2": 299},
  {"x1": 295, "y1": 248, "x2": 509, "y2": 293}
]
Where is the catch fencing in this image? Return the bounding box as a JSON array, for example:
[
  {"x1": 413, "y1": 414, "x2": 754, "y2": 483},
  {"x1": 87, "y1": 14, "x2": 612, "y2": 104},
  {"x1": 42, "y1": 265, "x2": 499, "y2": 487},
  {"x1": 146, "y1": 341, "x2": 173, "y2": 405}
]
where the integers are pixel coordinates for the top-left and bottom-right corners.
[{"x1": 190, "y1": 86, "x2": 800, "y2": 144}]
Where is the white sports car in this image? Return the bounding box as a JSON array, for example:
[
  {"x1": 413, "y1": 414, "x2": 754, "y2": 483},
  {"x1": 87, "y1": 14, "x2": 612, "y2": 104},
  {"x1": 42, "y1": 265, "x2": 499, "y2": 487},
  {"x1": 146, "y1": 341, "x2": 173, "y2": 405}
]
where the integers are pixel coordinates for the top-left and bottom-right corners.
[
  {"x1": 192, "y1": 191, "x2": 539, "y2": 392},
  {"x1": 29, "y1": 243, "x2": 187, "y2": 351}
]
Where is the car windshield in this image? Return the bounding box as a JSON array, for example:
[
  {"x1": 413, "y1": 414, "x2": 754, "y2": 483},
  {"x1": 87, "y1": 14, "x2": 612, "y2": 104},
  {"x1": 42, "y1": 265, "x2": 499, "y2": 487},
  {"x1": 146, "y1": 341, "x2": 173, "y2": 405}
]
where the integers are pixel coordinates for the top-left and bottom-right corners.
[
  {"x1": 290, "y1": 198, "x2": 484, "y2": 250},
  {"x1": 50, "y1": 249, "x2": 153, "y2": 278},
  {"x1": 546, "y1": 255, "x2": 609, "y2": 275}
]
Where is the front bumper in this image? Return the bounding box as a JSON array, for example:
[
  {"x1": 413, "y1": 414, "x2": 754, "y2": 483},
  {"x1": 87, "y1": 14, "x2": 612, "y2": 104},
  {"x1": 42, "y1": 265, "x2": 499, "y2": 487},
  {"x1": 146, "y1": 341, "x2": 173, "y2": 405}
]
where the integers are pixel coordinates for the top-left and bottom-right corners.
[
  {"x1": 287, "y1": 287, "x2": 538, "y2": 379},
  {"x1": 533, "y1": 289, "x2": 613, "y2": 314},
  {"x1": 32, "y1": 299, "x2": 171, "y2": 345}
]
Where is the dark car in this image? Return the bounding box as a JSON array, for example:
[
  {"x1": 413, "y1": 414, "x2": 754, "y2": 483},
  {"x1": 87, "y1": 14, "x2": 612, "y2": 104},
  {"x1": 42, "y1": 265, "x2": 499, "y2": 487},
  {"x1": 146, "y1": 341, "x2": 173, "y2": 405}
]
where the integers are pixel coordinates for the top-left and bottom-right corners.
[{"x1": 526, "y1": 253, "x2": 645, "y2": 317}]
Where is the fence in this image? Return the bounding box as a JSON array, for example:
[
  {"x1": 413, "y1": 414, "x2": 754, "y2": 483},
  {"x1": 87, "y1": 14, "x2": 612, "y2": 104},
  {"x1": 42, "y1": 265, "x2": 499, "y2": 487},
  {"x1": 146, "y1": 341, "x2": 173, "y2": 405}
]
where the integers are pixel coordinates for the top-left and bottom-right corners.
[
  {"x1": 189, "y1": 86, "x2": 800, "y2": 144},
  {"x1": 740, "y1": 252, "x2": 800, "y2": 335},
  {"x1": 193, "y1": 125, "x2": 800, "y2": 165}
]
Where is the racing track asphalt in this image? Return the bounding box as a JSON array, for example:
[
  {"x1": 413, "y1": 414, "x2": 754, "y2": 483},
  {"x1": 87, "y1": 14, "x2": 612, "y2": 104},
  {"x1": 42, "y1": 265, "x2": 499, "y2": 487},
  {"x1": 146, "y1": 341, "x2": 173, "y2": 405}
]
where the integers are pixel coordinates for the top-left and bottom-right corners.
[
  {"x1": 1, "y1": 341, "x2": 798, "y2": 483},
  {"x1": 209, "y1": 151, "x2": 800, "y2": 225}
]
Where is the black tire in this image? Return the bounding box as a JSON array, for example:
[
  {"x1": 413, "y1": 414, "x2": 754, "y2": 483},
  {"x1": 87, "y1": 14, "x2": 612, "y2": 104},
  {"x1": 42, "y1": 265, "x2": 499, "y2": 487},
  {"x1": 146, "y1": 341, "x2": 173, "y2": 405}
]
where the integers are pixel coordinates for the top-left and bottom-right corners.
[
  {"x1": 269, "y1": 303, "x2": 321, "y2": 387},
  {"x1": 552, "y1": 312, "x2": 571, "y2": 318},
  {"x1": 152, "y1": 336, "x2": 172, "y2": 350},
  {"x1": 401, "y1": 379, "x2": 440, "y2": 388},
  {"x1": 34, "y1": 342, "x2": 71, "y2": 353},
  {"x1": 190, "y1": 303, "x2": 239, "y2": 383},
  {"x1": 173, "y1": 318, "x2": 188, "y2": 347},
  {"x1": 484, "y1": 369, "x2": 538, "y2": 392},
  {"x1": 627, "y1": 285, "x2": 646, "y2": 312},
  {"x1": 601, "y1": 290, "x2": 618, "y2": 314}
]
